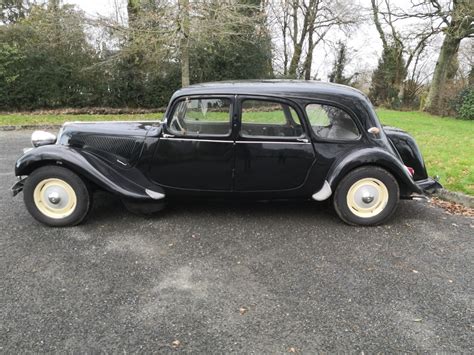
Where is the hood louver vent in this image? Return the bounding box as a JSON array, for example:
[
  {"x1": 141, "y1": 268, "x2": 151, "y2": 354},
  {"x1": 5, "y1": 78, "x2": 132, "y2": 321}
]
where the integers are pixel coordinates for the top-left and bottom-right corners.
[{"x1": 72, "y1": 135, "x2": 139, "y2": 160}]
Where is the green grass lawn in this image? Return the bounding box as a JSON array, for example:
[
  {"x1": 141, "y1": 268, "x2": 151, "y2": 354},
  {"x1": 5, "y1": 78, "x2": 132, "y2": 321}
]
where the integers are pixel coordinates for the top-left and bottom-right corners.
[
  {"x1": 376, "y1": 109, "x2": 473, "y2": 196},
  {"x1": 1, "y1": 109, "x2": 472, "y2": 195}
]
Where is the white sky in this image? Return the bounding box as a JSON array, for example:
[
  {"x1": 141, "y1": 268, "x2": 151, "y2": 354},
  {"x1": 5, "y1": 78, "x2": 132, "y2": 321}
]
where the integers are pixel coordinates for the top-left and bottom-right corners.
[{"x1": 64, "y1": 0, "x2": 118, "y2": 17}]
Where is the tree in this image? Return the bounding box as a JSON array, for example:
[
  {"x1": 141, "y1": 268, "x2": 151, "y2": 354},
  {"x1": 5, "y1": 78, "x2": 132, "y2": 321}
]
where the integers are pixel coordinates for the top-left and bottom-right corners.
[
  {"x1": 0, "y1": 2, "x2": 103, "y2": 109},
  {"x1": 328, "y1": 41, "x2": 357, "y2": 85},
  {"x1": 369, "y1": 0, "x2": 437, "y2": 107},
  {"x1": 0, "y1": 0, "x2": 32, "y2": 24},
  {"x1": 270, "y1": 0, "x2": 358, "y2": 79},
  {"x1": 421, "y1": 0, "x2": 474, "y2": 113},
  {"x1": 178, "y1": 0, "x2": 190, "y2": 87},
  {"x1": 117, "y1": 0, "x2": 272, "y2": 88},
  {"x1": 190, "y1": 0, "x2": 272, "y2": 82}
]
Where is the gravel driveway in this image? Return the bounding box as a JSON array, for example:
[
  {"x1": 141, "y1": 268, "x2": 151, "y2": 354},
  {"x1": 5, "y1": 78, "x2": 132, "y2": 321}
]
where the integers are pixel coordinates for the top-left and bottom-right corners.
[{"x1": 1, "y1": 130, "x2": 473, "y2": 353}]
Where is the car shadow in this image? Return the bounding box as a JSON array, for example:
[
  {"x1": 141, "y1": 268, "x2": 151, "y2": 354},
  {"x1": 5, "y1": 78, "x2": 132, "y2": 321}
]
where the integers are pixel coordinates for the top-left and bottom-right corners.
[{"x1": 89, "y1": 190, "x2": 427, "y2": 227}]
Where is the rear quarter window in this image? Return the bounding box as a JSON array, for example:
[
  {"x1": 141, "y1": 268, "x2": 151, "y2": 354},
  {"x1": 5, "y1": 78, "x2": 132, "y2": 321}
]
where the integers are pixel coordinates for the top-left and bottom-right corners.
[{"x1": 306, "y1": 104, "x2": 359, "y2": 140}]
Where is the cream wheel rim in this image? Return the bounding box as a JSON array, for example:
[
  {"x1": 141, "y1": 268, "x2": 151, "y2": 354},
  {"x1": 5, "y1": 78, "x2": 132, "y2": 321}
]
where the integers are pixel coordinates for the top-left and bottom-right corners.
[
  {"x1": 33, "y1": 178, "x2": 77, "y2": 219},
  {"x1": 346, "y1": 178, "x2": 389, "y2": 218}
]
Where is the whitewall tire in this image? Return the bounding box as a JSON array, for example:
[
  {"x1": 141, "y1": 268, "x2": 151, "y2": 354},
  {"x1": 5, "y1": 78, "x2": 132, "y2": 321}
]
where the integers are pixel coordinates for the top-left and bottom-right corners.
[
  {"x1": 333, "y1": 166, "x2": 399, "y2": 226},
  {"x1": 23, "y1": 166, "x2": 91, "y2": 227}
]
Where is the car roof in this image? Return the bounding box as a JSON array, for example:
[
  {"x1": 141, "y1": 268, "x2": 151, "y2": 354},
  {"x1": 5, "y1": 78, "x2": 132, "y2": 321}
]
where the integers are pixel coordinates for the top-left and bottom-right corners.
[{"x1": 171, "y1": 80, "x2": 369, "y2": 102}]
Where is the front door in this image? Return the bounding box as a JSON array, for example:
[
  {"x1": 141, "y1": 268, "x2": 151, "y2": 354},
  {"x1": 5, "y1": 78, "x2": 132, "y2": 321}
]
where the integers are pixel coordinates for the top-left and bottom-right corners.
[
  {"x1": 234, "y1": 97, "x2": 316, "y2": 191},
  {"x1": 149, "y1": 96, "x2": 235, "y2": 191}
]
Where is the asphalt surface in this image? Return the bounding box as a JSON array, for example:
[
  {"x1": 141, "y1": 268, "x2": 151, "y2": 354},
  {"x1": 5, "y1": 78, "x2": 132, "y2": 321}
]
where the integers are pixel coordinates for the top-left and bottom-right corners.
[{"x1": 1, "y1": 130, "x2": 473, "y2": 353}]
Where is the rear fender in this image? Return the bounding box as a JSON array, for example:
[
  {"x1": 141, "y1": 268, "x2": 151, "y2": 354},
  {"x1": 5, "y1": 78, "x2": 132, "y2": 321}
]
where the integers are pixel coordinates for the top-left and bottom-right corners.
[
  {"x1": 326, "y1": 148, "x2": 422, "y2": 197},
  {"x1": 15, "y1": 145, "x2": 163, "y2": 200},
  {"x1": 384, "y1": 126, "x2": 428, "y2": 181}
]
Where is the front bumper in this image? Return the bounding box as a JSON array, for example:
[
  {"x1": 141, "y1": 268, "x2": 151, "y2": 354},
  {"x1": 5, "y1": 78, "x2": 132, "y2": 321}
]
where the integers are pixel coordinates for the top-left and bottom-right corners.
[
  {"x1": 11, "y1": 178, "x2": 26, "y2": 197},
  {"x1": 416, "y1": 177, "x2": 443, "y2": 194}
]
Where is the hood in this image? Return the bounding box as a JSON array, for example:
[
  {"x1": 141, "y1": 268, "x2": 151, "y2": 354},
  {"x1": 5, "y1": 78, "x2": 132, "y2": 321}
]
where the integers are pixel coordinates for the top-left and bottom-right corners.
[
  {"x1": 58, "y1": 121, "x2": 157, "y2": 142},
  {"x1": 58, "y1": 121, "x2": 161, "y2": 166}
]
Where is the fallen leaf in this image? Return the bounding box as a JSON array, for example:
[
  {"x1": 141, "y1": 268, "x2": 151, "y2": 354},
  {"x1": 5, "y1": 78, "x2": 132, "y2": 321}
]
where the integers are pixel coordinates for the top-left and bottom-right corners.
[
  {"x1": 412, "y1": 318, "x2": 422, "y2": 322},
  {"x1": 289, "y1": 347, "x2": 297, "y2": 353},
  {"x1": 431, "y1": 198, "x2": 474, "y2": 217},
  {"x1": 412, "y1": 270, "x2": 419, "y2": 274},
  {"x1": 171, "y1": 340, "x2": 181, "y2": 348},
  {"x1": 448, "y1": 279, "x2": 453, "y2": 283},
  {"x1": 239, "y1": 306, "x2": 248, "y2": 315}
]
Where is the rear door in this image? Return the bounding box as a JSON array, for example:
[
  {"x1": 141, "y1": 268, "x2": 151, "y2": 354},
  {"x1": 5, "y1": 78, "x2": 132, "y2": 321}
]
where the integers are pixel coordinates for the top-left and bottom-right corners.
[{"x1": 234, "y1": 96, "x2": 316, "y2": 191}]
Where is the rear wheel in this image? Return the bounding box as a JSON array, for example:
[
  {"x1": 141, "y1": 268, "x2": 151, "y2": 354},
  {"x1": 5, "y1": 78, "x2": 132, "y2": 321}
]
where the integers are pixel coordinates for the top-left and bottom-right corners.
[
  {"x1": 23, "y1": 166, "x2": 91, "y2": 227},
  {"x1": 333, "y1": 166, "x2": 399, "y2": 226}
]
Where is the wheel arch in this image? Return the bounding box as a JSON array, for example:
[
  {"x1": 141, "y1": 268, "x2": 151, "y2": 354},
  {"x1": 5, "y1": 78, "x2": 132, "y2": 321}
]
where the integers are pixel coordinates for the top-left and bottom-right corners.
[
  {"x1": 15, "y1": 145, "x2": 161, "y2": 200},
  {"x1": 326, "y1": 148, "x2": 422, "y2": 198}
]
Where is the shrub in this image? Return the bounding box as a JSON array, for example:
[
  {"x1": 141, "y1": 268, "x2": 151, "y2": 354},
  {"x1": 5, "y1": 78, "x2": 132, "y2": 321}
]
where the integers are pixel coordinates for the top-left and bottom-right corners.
[{"x1": 458, "y1": 87, "x2": 474, "y2": 120}]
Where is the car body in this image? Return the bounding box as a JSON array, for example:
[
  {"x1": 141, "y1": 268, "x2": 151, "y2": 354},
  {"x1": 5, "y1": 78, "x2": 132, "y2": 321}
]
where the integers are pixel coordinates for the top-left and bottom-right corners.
[{"x1": 12, "y1": 80, "x2": 441, "y2": 226}]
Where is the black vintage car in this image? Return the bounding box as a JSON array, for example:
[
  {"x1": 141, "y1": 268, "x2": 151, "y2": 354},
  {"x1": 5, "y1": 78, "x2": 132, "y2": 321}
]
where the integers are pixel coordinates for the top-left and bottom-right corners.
[{"x1": 12, "y1": 81, "x2": 441, "y2": 226}]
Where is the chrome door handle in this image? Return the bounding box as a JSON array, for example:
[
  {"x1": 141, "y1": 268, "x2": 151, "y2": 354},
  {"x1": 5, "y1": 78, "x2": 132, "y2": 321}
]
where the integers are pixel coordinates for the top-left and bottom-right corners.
[
  {"x1": 162, "y1": 133, "x2": 175, "y2": 138},
  {"x1": 297, "y1": 137, "x2": 309, "y2": 143}
]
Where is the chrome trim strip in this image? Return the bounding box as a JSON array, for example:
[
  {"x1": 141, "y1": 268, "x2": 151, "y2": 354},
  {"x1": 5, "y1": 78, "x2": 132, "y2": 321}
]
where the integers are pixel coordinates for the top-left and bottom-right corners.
[
  {"x1": 237, "y1": 141, "x2": 311, "y2": 145},
  {"x1": 160, "y1": 138, "x2": 232, "y2": 143},
  {"x1": 160, "y1": 137, "x2": 311, "y2": 144},
  {"x1": 63, "y1": 120, "x2": 160, "y2": 126}
]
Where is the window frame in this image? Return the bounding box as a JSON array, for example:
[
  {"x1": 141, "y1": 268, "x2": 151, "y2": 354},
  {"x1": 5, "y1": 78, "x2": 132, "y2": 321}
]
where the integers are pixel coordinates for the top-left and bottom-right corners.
[
  {"x1": 237, "y1": 96, "x2": 310, "y2": 141},
  {"x1": 166, "y1": 95, "x2": 234, "y2": 138},
  {"x1": 303, "y1": 100, "x2": 362, "y2": 143}
]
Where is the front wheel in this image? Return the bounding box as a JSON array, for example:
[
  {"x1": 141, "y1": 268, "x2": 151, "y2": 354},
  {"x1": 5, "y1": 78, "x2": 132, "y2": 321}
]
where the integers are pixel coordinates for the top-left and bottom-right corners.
[
  {"x1": 23, "y1": 166, "x2": 91, "y2": 227},
  {"x1": 333, "y1": 166, "x2": 399, "y2": 226}
]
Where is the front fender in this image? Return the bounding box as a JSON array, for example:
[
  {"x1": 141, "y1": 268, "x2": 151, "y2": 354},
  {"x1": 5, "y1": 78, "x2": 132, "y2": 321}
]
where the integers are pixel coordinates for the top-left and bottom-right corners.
[
  {"x1": 15, "y1": 145, "x2": 163, "y2": 200},
  {"x1": 326, "y1": 148, "x2": 422, "y2": 196}
]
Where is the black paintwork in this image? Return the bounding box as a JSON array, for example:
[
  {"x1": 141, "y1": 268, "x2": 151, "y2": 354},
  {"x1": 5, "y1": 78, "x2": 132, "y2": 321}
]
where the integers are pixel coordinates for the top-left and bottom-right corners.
[
  {"x1": 384, "y1": 126, "x2": 428, "y2": 181},
  {"x1": 14, "y1": 80, "x2": 438, "y2": 202}
]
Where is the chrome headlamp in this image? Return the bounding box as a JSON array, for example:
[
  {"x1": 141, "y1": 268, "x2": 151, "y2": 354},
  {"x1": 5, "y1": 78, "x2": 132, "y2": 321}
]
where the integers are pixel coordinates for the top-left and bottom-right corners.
[{"x1": 31, "y1": 130, "x2": 57, "y2": 147}]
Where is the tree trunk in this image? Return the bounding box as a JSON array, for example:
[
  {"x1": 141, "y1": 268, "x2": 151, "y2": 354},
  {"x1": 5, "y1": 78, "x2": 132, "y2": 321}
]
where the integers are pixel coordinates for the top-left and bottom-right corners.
[
  {"x1": 423, "y1": 35, "x2": 460, "y2": 113},
  {"x1": 303, "y1": 25, "x2": 314, "y2": 80},
  {"x1": 288, "y1": 44, "x2": 303, "y2": 78},
  {"x1": 282, "y1": 21, "x2": 288, "y2": 76},
  {"x1": 179, "y1": 0, "x2": 190, "y2": 87}
]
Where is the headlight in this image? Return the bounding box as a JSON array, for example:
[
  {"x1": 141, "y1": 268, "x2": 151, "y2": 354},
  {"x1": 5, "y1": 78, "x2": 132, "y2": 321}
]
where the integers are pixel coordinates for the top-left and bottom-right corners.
[{"x1": 31, "y1": 130, "x2": 57, "y2": 147}]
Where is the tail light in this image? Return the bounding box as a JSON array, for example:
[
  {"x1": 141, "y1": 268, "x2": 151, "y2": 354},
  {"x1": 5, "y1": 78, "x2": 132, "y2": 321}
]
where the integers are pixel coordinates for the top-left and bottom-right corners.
[{"x1": 405, "y1": 166, "x2": 415, "y2": 176}]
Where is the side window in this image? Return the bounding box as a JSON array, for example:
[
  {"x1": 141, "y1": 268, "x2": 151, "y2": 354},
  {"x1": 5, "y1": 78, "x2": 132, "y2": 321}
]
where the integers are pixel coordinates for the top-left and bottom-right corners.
[
  {"x1": 169, "y1": 97, "x2": 231, "y2": 136},
  {"x1": 241, "y1": 99, "x2": 304, "y2": 138},
  {"x1": 306, "y1": 104, "x2": 359, "y2": 140}
]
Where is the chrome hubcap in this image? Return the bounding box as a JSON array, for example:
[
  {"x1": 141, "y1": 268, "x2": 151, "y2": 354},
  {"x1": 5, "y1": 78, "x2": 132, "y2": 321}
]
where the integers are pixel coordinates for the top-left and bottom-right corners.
[
  {"x1": 33, "y1": 178, "x2": 77, "y2": 219},
  {"x1": 48, "y1": 191, "x2": 61, "y2": 205},
  {"x1": 362, "y1": 194, "x2": 375, "y2": 204},
  {"x1": 346, "y1": 178, "x2": 389, "y2": 218}
]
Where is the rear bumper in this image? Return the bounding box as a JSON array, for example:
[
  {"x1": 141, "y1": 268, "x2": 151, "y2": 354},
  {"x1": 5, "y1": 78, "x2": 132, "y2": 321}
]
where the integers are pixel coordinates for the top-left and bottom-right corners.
[
  {"x1": 416, "y1": 177, "x2": 443, "y2": 194},
  {"x1": 11, "y1": 178, "x2": 26, "y2": 197}
]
